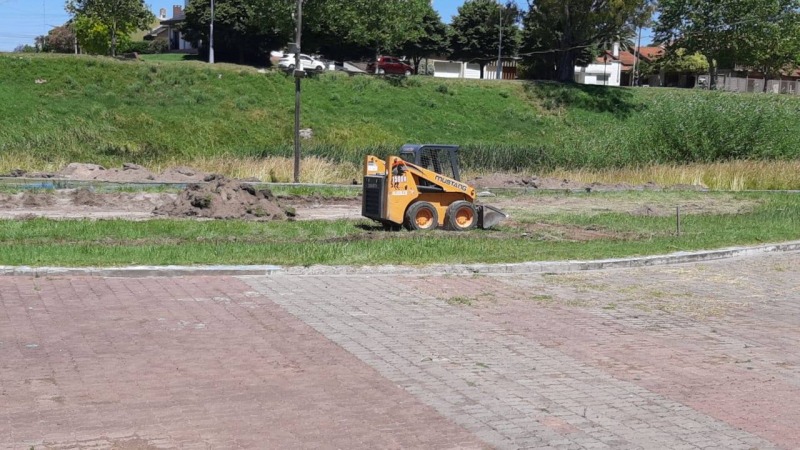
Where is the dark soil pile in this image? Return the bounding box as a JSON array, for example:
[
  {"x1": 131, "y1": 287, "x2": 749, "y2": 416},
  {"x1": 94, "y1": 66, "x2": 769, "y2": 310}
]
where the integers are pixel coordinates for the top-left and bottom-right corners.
[{"x1": 154, "y1": 176, "x2": 294, "y2": 220}]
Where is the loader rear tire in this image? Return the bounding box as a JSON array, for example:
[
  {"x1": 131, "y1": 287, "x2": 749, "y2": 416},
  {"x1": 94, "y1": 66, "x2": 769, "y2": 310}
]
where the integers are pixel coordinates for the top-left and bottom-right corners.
[
  {"x1": 405, "y1": 202, "x2": 439, "y2": 231},
  {"x1": 445, "y1": 201, "x2": 477, "y2": 231}
]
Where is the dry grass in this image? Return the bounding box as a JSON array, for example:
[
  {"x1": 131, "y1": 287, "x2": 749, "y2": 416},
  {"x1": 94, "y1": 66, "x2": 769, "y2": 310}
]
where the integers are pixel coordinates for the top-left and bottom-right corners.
[
  {"x1": 2, "y1": 151, "x2": 798, "y2": 191},
  {"x1": 542, "y1": 160, "x2": 800, "y2": 191},
  {"x1": 151, "y1": 156, "x2": 361, "y2": 184}
]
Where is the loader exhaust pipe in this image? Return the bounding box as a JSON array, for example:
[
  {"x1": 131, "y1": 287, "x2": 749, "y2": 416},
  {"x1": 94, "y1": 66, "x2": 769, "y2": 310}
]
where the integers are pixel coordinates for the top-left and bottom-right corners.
[{"x1": 477, "y1": 205, "x2": 508, "y2": 229}]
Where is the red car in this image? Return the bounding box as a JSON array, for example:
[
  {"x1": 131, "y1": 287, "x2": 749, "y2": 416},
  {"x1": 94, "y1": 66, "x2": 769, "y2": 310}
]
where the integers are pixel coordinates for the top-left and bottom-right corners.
[{"x1": 367, "y1": 56, "x2": 413, "y2": 75}]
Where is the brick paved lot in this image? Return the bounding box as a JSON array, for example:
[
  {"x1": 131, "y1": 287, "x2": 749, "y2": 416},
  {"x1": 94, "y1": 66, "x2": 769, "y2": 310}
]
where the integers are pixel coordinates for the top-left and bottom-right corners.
[
  {"x1": 0, "y1": 277, "x2": 484, "y2": 449},
  {"x1": 2, "y1": 251, "x2": 798, "y2": 449}
]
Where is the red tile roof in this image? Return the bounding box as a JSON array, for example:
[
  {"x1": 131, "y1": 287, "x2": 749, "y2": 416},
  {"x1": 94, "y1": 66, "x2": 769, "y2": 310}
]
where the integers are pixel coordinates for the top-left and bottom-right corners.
[{"x1": 595, "y1": 46, "x2": 666, "y2": 72}]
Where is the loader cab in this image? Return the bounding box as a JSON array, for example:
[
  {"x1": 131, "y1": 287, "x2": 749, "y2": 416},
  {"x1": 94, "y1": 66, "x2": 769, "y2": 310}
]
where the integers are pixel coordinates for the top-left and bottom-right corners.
[{"x1": 399, "y1": 144, "x2": 461, "y2": 181}]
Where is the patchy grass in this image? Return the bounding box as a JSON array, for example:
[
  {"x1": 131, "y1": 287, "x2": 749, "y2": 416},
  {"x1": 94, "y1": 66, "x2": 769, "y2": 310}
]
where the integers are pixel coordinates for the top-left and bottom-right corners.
[{"x1": 0, "y1": 191, "x2": 797, "y2": 267}]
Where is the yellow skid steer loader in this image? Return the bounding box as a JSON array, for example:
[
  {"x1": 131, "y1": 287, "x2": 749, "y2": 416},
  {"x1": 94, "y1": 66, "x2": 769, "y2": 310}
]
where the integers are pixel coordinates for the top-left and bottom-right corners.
[{"x1": 362, "y1": 144, "x2": 508, "y2": 231}]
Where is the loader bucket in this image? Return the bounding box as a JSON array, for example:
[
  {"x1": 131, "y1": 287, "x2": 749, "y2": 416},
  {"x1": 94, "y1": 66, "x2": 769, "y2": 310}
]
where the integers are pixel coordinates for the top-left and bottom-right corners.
[{"x1": 477, "y1": 205, "x2": 508, "y2": 229}]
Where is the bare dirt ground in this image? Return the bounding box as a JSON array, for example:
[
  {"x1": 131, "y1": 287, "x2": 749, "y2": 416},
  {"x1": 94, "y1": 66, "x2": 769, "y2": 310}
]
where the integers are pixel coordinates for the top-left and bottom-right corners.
[{"x1": 0, "y1": 163, "x2": 754, "y2": 224}]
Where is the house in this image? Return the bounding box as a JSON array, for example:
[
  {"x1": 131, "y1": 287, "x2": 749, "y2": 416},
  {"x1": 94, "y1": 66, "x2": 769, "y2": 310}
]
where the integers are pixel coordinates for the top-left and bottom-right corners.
[
  {"x1": 141, "y1": 8, "x2": 169, "y2": 42},
  {"x1": 589, "y1": 44, "x2": 665, "y2": 86},
  {"x1": 574, "y1": 43, "x2": 624, "y2": 86},
  {"x1": 144, "y1": 4, "x2": 196, "y2": 53}
]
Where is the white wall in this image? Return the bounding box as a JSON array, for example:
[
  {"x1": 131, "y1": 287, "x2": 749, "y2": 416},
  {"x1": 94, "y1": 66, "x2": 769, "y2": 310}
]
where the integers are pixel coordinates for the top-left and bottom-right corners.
[
  {"x1": 575, "y1": 62, "x2": 621, "y2": 86},
  {"x1": 432, "y1": 60, "x2": 497, "y2": 80},
  {"x1": 464, "y1": 63, "x2": 481, "y2": 79},
  {"x1": 433, "y1": 61, "x2": 462, "y2": 78}
]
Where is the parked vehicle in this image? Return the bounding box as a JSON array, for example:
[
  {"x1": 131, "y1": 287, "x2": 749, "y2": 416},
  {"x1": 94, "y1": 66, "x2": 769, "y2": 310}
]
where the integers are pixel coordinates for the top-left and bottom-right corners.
[
  {"x1": 367, "y1": 56, "x2": 413, "y2": 75},
  {"x1": 278, "y1": 53, "x2": 326, "y2": 72}
]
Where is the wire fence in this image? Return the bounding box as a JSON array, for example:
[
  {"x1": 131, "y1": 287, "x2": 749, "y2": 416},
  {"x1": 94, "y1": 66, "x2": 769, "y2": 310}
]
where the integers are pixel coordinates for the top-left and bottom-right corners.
[{"x1": 697, "y1": 74, "x2": 800, "y2": 95}]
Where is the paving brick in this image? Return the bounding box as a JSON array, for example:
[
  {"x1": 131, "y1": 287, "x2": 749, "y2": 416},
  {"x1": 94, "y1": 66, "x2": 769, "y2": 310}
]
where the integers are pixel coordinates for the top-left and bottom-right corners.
[
  {"x1": 243, "y1": 252, "x2": 798, "y2": 449},
  {"x1": 0, "y1": 276, "x2": 485, "y2": 449}
]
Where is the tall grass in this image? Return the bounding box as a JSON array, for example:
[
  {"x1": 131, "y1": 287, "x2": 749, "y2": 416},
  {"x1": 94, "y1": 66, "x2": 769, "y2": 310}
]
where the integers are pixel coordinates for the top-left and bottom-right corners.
[
  {"x1": 543, "y1": 160, "x2": 800, "y2": 191},
  {"x1": 2, "y1": 54, "x2": 800, "y2": 184}
]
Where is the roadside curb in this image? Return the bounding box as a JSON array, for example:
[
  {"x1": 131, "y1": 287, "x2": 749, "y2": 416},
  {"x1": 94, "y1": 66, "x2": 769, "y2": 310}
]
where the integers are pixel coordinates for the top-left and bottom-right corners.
[
  {"x1": 284, "y1": 240, "x2": 800, "y2": 276},
  {"x1": 0, "y1": 265, "x2": 282, "y2": 278},
  {"x1": 1, "y1": 240, "x2": 799, "y2": 278}
]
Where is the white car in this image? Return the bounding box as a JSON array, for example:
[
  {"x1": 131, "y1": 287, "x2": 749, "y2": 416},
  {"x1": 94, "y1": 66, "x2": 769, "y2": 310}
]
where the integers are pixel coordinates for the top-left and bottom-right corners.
[{"x1": 278, "y1": 54, "x2": 326, "y2": 72}]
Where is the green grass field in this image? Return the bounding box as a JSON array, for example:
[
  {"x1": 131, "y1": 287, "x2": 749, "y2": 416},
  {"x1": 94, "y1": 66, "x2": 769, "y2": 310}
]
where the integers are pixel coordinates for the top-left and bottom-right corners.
[
  {"x1": 0, "y1": 191, "x2": 796, "y2": 267},
  {"x1": 2, "y1": 53, "x2": 800, "y2": 185}
]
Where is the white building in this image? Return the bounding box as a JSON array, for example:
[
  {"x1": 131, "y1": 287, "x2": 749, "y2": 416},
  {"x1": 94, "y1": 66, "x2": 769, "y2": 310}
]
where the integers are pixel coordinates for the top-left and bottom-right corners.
[{"x1": 574, "y1": 43, "x2": 622, "y2": 86}]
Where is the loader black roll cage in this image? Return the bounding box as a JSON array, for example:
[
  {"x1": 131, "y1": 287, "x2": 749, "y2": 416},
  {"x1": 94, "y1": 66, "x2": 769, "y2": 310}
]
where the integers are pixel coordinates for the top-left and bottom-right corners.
[{"x1": 399, "y1": 144, "x2": 461, "y2": 182}]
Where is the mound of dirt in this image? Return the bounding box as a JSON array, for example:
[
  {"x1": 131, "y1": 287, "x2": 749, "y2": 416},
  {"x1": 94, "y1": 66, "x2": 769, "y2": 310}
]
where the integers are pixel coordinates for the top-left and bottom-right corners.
[
  {"x1": 154, "y1": 177, "x2": 294, "y2": 220},
  {"x1": 46, "y1": 163, "x2": 220, "y2": 183},
  {"x1": 157, "y1": 166, "x2": 209, "y2": 183}
]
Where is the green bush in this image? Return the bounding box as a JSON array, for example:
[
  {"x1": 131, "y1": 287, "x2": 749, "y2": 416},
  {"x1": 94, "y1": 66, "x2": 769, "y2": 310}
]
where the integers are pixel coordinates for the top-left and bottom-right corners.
[
  {"x1": 118, "y1": 41, "x2": 151, "y2": 55},
  {"x1": 148, "y1": 39, "x2": 169, "y2": 54}
]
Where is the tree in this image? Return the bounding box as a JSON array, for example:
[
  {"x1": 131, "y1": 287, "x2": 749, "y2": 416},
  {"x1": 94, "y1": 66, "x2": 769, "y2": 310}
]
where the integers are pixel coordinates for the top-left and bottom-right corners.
[
  {"x1": 42, "y1": 24, "x2": 77, "y2": 53},
  {"x1": 66, "y1": 0, "x2": 154, "y2": 56},
  {"x1": 735, "y1": 0, "x2": 800, "y2": 91},
  {"x1": 522, "y1": 0, "x2": 641, "y2": 82},
  {"x1": 72, "y1": 14, "x2": 118, "y2": 55},
  {"x1": 182, "y1": 0, "x2": 293, "y2": 64},
  {"x1": 450, "y1": 0, "x2": 521, "y2": 76},
  {"x1": 659, "y1": 48, "x2": 710, "y2": 73},
  {"x1": 399, "y1": 5, "x2": 450, "y2": 74},
  {"x1": 313, "y1": 0, "x2": 429, "y2": 72},
  {"x1": 13, "y1": 44, "x2": 38, "y2": 53}
]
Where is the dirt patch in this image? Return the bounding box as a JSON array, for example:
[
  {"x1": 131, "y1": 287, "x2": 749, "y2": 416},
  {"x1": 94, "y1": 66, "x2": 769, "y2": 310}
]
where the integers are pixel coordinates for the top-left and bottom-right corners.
[
  {"x1": 157, "y1": 166, "x2": 211, "y2": 183},
  {"x1": 70, "y1": 188, "x2": 105, "y2": 207},
  {"x1": 0, "y1": 190, "x2": 175, "y2": 220},
  {"x1": 487, "y1": 194, "x2": 758, "y2": 217},
  {"x1": 468, "y1": 174, "x2": 671, "y2": 192},
  {"x1": 154, "y1": 176, "x2": 294, "y2": 220},
  {"x1": 20, "y1": 191, "x2": 56, "y2": 207},
  {"x1": 4, "y1": 163, "x2": 221, "y2": 183}
]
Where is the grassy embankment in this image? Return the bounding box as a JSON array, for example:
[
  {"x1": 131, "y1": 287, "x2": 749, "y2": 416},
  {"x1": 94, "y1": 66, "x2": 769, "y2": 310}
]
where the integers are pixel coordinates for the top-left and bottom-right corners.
[
  {"x1": 0, "y1": 191, "x2": 797, "y2": 267},
  {"x1": 1, "y1": 53, "x2": 800, "y2": 189}
]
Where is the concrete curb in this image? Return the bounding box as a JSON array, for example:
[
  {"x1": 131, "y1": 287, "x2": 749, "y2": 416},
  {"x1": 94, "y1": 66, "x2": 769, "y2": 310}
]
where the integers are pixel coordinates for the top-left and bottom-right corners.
[
  {"x1": 0, "y1": 265, "x2": 282, "y2": 278},
  {"x1": 283, "y1": 240, "x2": 800, "y2": 276},
  {"x1": 1, "y1": 241, "x2": 798, "y2": 278}
]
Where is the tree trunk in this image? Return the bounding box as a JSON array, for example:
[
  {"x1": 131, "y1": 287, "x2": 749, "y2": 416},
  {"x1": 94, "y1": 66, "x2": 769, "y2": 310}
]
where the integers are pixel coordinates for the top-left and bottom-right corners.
[
  {"x1": 375, "y1": 45, "x2": 380, "y2": 74},
  {"x1": 556, "y1": 51, "x2": 576, "y2": 82},
  {"x1": 110, "y1": 27, "x2": 116, "y2": 57}
]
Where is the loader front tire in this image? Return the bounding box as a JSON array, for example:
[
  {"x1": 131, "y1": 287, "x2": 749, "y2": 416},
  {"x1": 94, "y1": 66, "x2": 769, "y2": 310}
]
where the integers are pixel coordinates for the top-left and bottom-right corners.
[
  {"x1": 445, "y1": 201, "x2": 477, "y2": 231},
  {"x1": 405, "y1": 202, "x2": 439, "y2": 231}
]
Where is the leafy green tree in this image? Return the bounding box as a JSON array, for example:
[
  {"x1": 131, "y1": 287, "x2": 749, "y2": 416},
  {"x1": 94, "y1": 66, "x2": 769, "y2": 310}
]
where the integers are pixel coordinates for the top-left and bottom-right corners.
[
  {"x1": 522, "y1": 0, "x2": 641, "y2": 82},
  {"x1": 735, "y1": 0, "x2": 800, "y2": 91},
  {"x1": 183, "y1": 0, "x2": 293, "y2": 64},
  {"x1": 399, "y1": 5, "x2": 450, "y2": 74},
  {"x1": 656, "y1": 0, "x2": 741, "y2": 88},
  {"x1": 450, "y1": 0, "x2": 521, "y2": 76},
  {"x1": 660, "y1": 48, "x2": 710, "y2": 73},
  {"x1": 72, "y1": 14, "x2": 123, "y2": 55},
  {"x1": 312, "y1": 0, "x2": 429, "y2": 72},
  {"x1": 66, "y1": 0, "x2": 153, "y2": 56}
]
